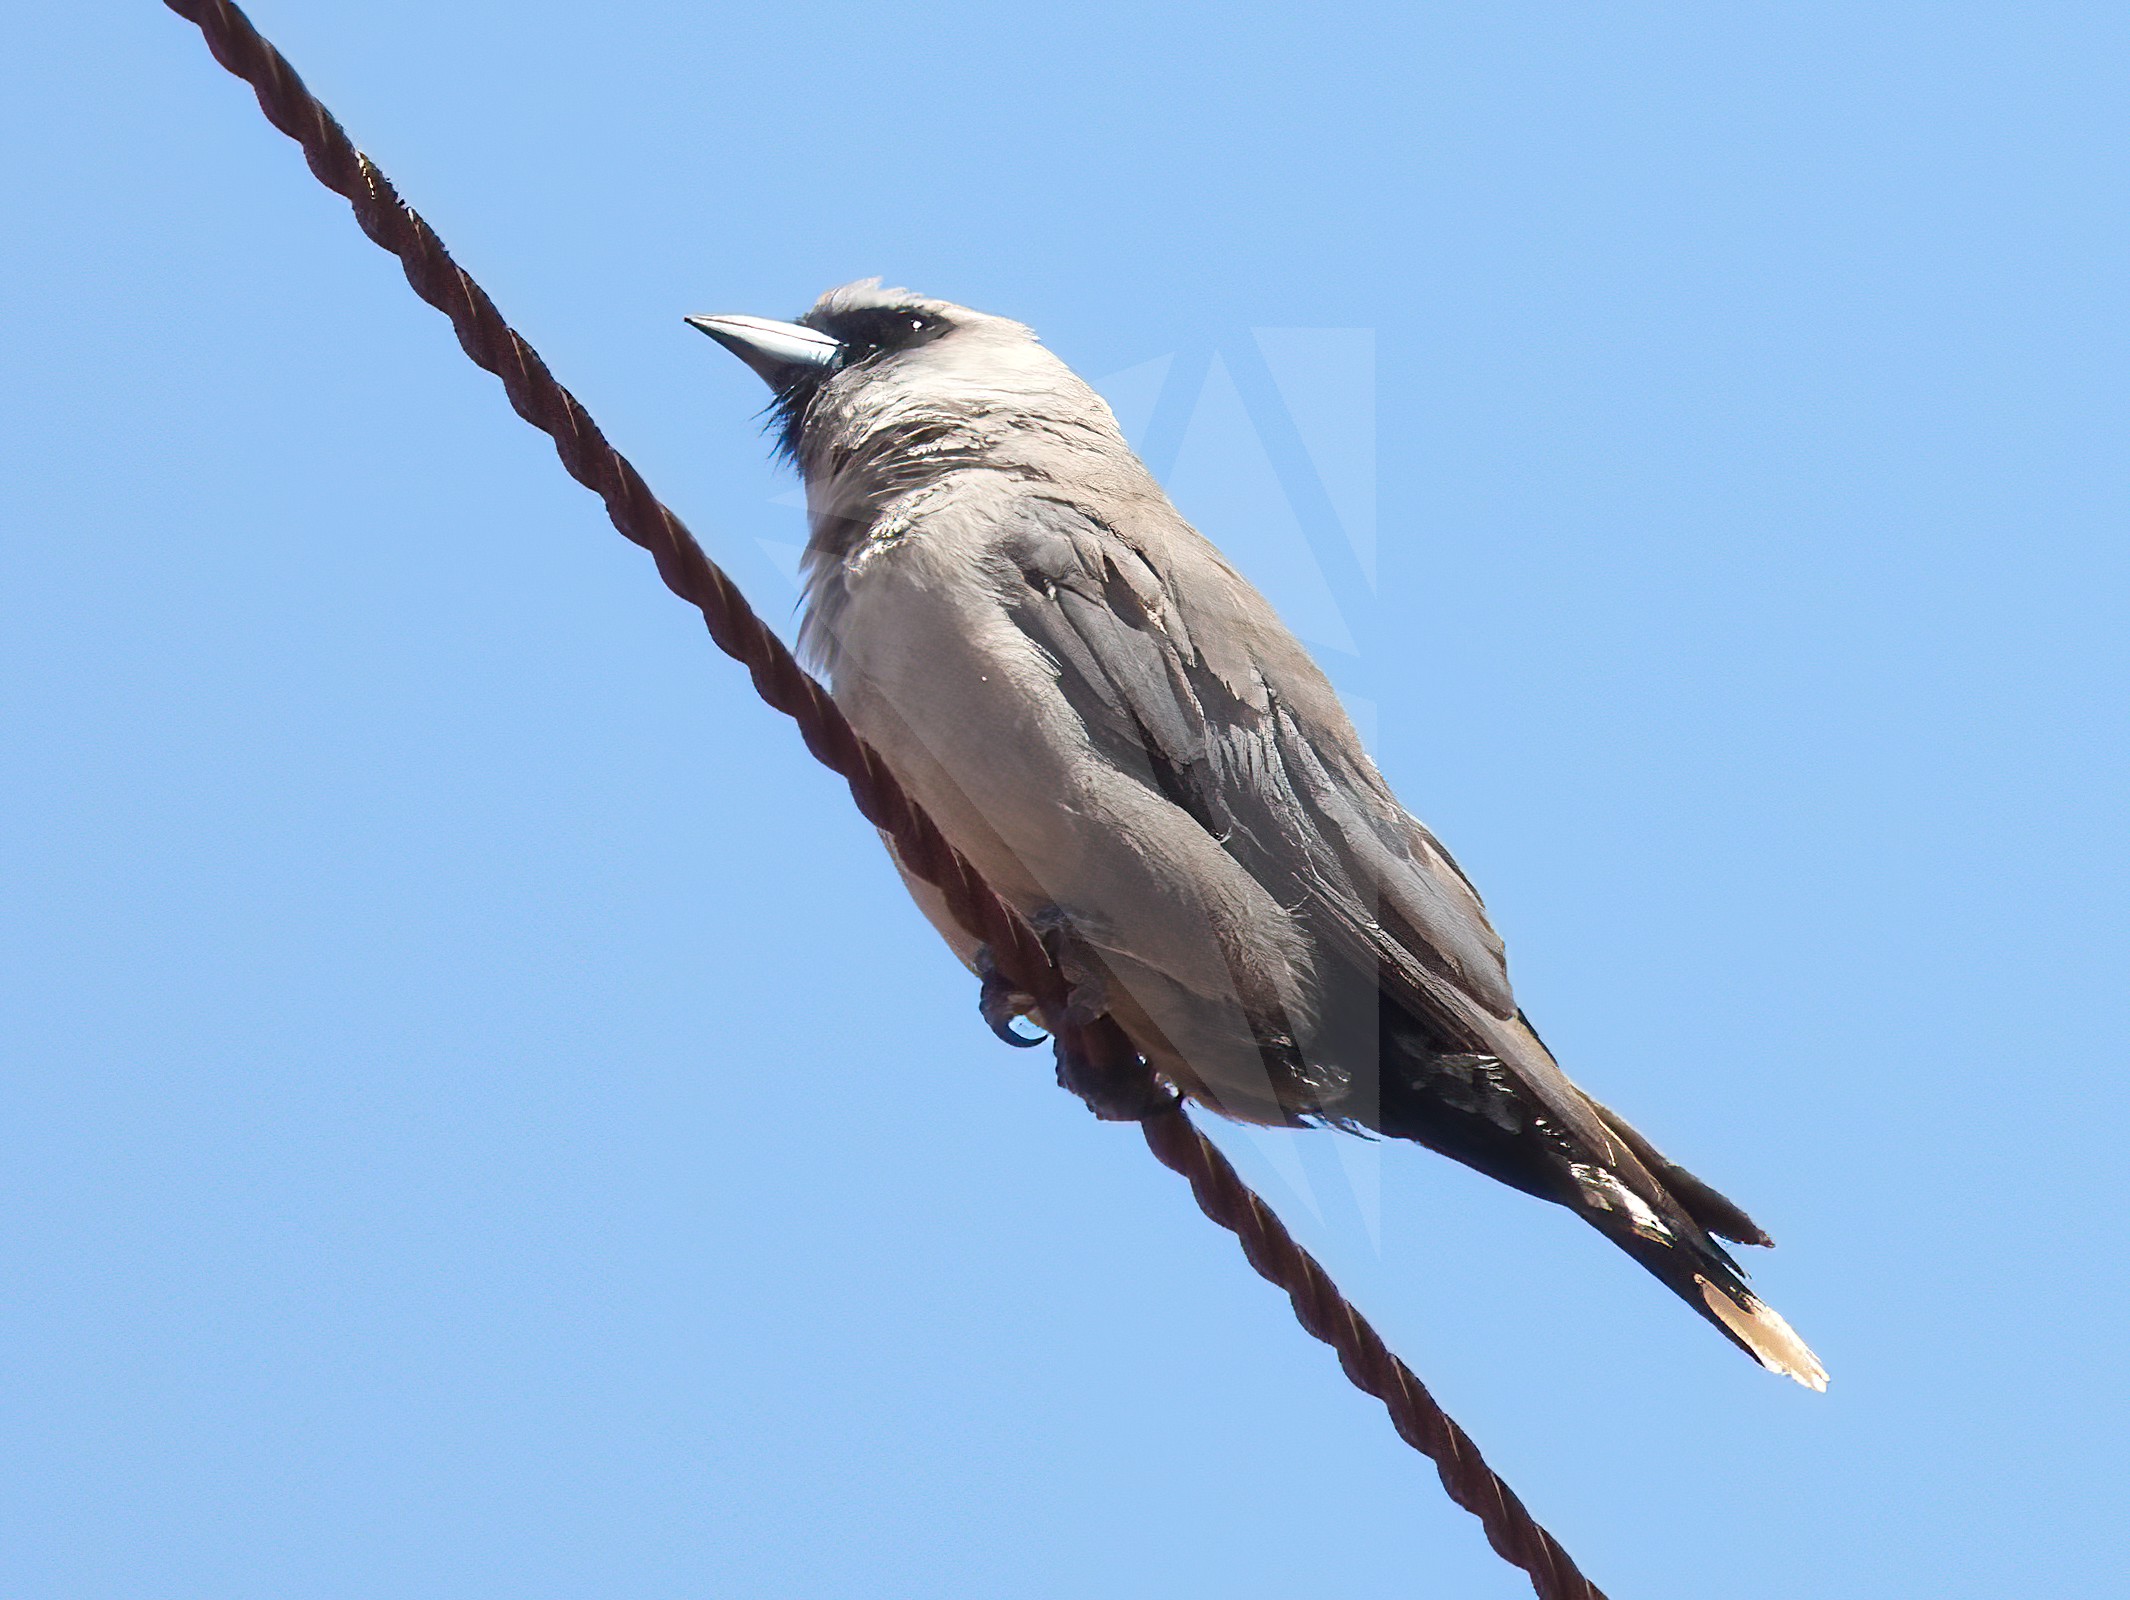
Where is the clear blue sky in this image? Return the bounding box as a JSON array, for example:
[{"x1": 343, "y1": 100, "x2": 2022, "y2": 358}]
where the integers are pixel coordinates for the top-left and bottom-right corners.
[{"x1": 5, "y1": 3, "x2": 2125, "y2": 1595}]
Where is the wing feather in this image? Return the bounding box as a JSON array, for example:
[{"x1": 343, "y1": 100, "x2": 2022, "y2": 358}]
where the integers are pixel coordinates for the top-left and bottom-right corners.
[{"x1": 994, "y1": 496, "x2": 1643, "y2": 1156}]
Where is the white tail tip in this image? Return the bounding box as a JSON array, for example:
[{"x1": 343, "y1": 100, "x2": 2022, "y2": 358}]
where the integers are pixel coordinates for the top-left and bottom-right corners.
[{"x1": 1696, "y1": 1275, "x2": 1830, "y2": 1392}]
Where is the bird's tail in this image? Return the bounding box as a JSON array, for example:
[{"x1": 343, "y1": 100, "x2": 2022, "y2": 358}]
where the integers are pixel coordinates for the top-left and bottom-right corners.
[
  {"x1": 1563, "y1": 1097, "x2": 1827, "y2": 1389},
  {"x1": 1593, "y1": 1212, "x2": 1828, "y2": 1391},
  {"x1": 1370, "y1": 1024, "x2": 1827, "y2": 1387}
]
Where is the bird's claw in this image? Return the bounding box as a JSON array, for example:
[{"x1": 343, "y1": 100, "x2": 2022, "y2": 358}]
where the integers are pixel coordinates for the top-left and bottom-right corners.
[{"x1": 975, "y1": 947, "x2": 1046, "y2": 1048}]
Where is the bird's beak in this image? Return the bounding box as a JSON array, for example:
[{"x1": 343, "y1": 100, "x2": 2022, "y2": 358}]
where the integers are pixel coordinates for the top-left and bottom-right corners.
[{"x1": 685, "y1": 313, "x2": 843, "y2": 389}]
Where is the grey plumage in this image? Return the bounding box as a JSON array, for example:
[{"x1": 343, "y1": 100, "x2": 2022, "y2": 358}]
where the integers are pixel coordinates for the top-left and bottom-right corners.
[{"x1": 688, "y1": 281, "x2": 1826, "y2": 1389}]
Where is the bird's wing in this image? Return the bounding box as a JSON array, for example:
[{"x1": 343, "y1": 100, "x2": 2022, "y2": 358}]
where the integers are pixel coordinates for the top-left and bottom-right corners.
[
  {"x1": 997, "y1": 494, "x2": 1838, "y2": 1389},
  {"x1": 997, "y1": 494, "x2": 1620, "y2": 1155}
]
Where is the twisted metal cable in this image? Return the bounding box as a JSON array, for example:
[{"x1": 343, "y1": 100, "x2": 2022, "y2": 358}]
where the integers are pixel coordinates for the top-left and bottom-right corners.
[
  {"x1": 1142, "y1": 1113, "x2": 1590, "y2": 1588},
  {"x1": 160, "y1": 4, "x2": 1606, "y2": 1594}
]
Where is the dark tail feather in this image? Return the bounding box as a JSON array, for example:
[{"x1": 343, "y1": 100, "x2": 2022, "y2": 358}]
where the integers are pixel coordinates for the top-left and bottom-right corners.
[
  {"x1": 1598, "y1": 1218, "x2": 1828, "y2": 1390},
  {"x1": 1581, "y1": 1094, "x2": 1774, "y2": 1247},
  {"x1": 1371, "y1": 1030, "x2": 1826, "y2": 1388}
]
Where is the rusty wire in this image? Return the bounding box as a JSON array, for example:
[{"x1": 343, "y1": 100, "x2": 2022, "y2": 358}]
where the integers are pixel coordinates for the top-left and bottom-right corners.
[{"x1": 159, "y1": 3, "x2": 1607, "y2": 1594}]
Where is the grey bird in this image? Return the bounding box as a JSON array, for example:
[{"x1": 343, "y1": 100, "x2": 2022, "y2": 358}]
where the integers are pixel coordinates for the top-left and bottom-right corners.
[{"x1": 688, "y1": 281, "x2": 1827, "y2": 1389}]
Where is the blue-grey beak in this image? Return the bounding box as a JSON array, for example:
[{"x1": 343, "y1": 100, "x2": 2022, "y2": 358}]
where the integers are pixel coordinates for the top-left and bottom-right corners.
[{"x1": 685, "y1": 313, "x2": 842, "y2": 390}]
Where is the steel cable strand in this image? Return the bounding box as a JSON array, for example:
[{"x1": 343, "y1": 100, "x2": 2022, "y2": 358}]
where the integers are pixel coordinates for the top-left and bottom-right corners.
[
  {"x1": 1138, "y1": 1105, "x2": 1601, "y2": 1599},
  {"x1": 1065, "y1": 1009, "x2": 1605, "y2": 1600},
  {"x1": 160, "y1": 5, "x2": 1611, "y2": 1595}
]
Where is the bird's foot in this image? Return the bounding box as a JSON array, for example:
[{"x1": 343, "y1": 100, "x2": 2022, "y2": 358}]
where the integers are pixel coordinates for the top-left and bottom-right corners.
[
  {"x1": 1016, "y1": 908, "x2": 1172, "y2": 1120},
  {"x1": 1026, "y1": 905, "x2": 1111, "y2": 1030},
  {"x1": 1052, "y1": 1017, "x2": 1176, "y2": 1122},
  {"x1": 974, "y1": 946, "x2": 1045, "y2": 1048}
]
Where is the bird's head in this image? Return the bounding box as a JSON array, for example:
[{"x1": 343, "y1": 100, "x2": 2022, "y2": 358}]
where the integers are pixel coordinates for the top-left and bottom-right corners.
[{"x1": 687, "y1": 280, "x2": 1114, "y2": 486}]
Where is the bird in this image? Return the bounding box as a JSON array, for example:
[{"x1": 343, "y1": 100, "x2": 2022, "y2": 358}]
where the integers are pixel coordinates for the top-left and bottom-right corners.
[{"x1": 687, "y1": 280, "x2": 1827, "y2": 1390}]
